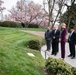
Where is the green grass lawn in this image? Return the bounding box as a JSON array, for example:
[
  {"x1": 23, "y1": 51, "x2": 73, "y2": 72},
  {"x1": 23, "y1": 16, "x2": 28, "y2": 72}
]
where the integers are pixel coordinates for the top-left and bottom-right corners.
[{"x1": 0, "y1": 27, "x2": 45, "y2": 75}]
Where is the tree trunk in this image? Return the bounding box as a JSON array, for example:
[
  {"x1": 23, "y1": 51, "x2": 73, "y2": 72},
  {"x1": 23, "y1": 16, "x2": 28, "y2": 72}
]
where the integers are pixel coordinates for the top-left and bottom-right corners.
[
  {"x1": 48, "y1": 0, "x2": 51, "y2": 27},
  {"x1": 67, "y1": 16, "x2": 71, "y2": 30}
]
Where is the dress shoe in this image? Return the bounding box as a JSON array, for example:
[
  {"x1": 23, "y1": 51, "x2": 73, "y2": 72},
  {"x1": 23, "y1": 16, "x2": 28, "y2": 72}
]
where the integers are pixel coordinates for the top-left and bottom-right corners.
[
  {"x1": 68, "y1": 54, "x2": 72, "y2": 57},
  {"x1": 54, "y1": 53, "x2": 57, "y2": 56},
  {"x1": 51, "y1": 53, "x2": 54, "y2": 55},
  {"x1": 54, "y1": 54, "x2": 57, "y2": 56},
  {"x1": 71, "y1": 56, "x2": 75, "y2": 59}
]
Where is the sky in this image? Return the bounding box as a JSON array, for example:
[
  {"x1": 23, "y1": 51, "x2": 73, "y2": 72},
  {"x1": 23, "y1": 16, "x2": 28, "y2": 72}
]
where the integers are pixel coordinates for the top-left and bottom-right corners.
[{"x1": 2, "y1": 0, "x2": 43, "y2": 15}]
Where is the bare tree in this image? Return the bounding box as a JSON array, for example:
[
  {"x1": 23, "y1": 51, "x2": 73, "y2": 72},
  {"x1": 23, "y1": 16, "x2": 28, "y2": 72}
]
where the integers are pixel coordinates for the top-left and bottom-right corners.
[
  {"x1": 43, "y1": 0, "x2": 67, "y2": 29},
  {"x1": 43, "y1": 0, "x2": 56, "y2": 27},
  {"x1": 64, "y1": 0, "x2": 76, "y2": 29},
  {"x1": 52, "y1": 0, "x2": 66, "y2": 28}
]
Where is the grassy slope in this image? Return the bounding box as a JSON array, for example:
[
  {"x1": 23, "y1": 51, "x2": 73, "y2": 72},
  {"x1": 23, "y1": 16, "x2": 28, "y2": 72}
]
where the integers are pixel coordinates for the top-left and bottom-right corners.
[{"x1": 0, "y1": 27, "x2": 45, "y2": 75}]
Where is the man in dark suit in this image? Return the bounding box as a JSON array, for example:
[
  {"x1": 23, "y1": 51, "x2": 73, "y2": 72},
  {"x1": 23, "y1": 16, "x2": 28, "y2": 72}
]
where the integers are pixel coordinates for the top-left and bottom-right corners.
[
  {"x1": 51, "y1": 25, "x2": 60, "y2": 55},
  {"x1": 45, "y1": 27, "x2": 52, "y2": 51},
  {"x1": 68, "y1": 27, "x2": 76, "y2": 59}
]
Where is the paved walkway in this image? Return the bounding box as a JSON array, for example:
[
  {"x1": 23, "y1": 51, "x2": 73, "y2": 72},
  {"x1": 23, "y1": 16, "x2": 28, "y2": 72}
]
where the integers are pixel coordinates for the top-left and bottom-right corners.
[
  {"x1": 41, "y1": 43, "x2": 76, "y2": 67},
  {"x1": 22, "y1": 30, "x2": 76, "y2": 67},
  {"x1": 22, "y1": 30, "x2": 44, "y2": 37}
]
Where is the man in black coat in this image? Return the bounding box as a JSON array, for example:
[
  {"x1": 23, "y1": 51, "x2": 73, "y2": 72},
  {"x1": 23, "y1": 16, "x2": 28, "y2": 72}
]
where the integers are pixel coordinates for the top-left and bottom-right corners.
[
  {"x1": 68, "y1": 27, "x2": 76, "y2": 59},
  {"x1": 45, "y1": 27, "x2": 52, "y2": 51},
  {"x1": 51, "y1": 25, "x2": 60, "y2": 55}
]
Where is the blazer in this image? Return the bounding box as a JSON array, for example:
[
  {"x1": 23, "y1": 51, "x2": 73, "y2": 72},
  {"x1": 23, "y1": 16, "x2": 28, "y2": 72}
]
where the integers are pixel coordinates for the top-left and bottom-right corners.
[
  {"x1": 45, "y1": 30, "x2": 52, "y2": 40},
  {"x1": 68, "y1": 31, "x2": 76, "y2": 43},
  {"x1": 52, "y1": 30, "x2": 60, "y2": 42}
]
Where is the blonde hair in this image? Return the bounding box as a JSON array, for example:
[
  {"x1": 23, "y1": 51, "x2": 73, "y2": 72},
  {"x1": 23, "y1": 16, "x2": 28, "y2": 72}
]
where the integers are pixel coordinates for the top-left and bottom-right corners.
[{"x1": 61, "y1": 23, "x2": 66, "y2": 27}]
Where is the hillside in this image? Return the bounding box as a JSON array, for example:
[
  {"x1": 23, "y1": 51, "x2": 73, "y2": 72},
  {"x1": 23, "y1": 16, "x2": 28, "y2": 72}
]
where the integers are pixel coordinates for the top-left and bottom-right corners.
[{"x1": 0, "y1": 27, "x2": 45, "y2": 75}]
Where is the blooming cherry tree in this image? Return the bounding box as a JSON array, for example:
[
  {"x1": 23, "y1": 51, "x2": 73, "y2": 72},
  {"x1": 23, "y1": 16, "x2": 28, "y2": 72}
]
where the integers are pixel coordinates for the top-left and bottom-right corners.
[{"x1": 5, "y1": 0, "x2": 49, "y2": 28}]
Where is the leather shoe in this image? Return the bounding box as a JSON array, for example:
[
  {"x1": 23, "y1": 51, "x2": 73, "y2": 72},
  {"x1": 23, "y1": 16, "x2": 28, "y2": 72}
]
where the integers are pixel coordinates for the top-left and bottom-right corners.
[
  {"x1": 51, "y1": 53, "x2": 54, "y2": 55},
  {"x1": 68, "y1": 54, "x2": 72, "y2": 57},
  {"x1": 71, "y1": 56, "x2": 75, "y2": 59},
  {"x1": 54, "y1": 53, "x2": 57, "y2": 56}
]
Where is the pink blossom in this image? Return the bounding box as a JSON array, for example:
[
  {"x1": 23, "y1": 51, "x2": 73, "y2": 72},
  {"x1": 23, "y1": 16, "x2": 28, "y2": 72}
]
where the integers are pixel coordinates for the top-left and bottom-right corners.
[{"x1": 4, "y1": 0, "x2": 49, "y2": 27}]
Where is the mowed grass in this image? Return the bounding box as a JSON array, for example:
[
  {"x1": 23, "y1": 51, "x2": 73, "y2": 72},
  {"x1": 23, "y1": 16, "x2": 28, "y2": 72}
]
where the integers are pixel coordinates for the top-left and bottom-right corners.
[{"x1": 0, "y1": 27, "x2": 45, "y2": 75}]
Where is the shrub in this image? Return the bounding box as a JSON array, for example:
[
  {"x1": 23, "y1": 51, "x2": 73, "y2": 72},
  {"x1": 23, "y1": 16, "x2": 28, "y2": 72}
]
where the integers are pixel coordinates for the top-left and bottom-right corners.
[
  {"x1": 28, "y1": 38, "x2": 45, "y2": 50},
  {"x1": 71, "y1": 67, "x2": 76, "y2": 75},
  {"x1": 45, "y1": 57, "x2": 75, "y2": 75},
  {"x1": 1, "y1": 21, "x2": 22, "y2": 28},
  {"x1": 0, "y1": 22, "x2": 2, "y2": 26},
  {"x1": 28, "y1": 23, "x2": 39, "y2": 28}
]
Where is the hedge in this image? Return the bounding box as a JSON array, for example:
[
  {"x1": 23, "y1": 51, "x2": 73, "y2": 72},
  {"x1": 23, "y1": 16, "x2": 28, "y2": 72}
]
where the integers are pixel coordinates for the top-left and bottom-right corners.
[
  {"x1": 45, "y1": 57, "x2": 76, "y2": 75},
  {"x1": 28, "y1": 38, "x2": 45, "y2": 50},
  {"x1": 0, "y1": 21, "x2": 22, "y2": 28},
  {"x1": 28, "y1": 23, "x2": 39, "y2": 28},
  {"x1": 71, "y1": 67, "x2": 76, "y2": 75},
  {"x1": 0, "y1": 21, "x2": 39, "y2": 28},
  {"x1": 0, "y1": 22, "x2": 2, "y2": 26}
]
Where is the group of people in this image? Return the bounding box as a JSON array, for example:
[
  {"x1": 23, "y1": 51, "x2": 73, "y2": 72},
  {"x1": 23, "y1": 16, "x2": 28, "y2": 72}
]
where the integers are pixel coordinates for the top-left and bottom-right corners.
[{"x1": 45, "y1": 23, "x2": 76, "y2": 60}]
